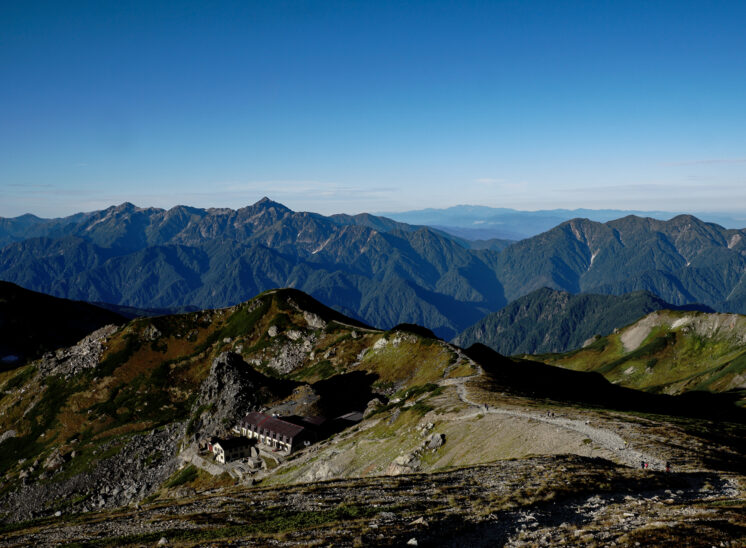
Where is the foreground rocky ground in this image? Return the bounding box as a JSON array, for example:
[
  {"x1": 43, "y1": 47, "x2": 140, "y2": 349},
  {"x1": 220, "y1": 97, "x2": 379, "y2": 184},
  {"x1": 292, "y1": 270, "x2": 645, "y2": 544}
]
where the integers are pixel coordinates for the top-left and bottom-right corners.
[
  {"x1": 2, "y1": 289, "x2": 745, "y2": 546},
  {"x1": 0, "y1": 455, "x2": 743, "y2": 547}
]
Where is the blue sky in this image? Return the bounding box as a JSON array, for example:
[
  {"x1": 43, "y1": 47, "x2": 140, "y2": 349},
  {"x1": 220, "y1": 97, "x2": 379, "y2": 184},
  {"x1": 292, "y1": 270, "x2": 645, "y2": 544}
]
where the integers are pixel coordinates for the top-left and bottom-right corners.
[{"x1": 1, "y1": 1, "x2": 746, "y2": 217}]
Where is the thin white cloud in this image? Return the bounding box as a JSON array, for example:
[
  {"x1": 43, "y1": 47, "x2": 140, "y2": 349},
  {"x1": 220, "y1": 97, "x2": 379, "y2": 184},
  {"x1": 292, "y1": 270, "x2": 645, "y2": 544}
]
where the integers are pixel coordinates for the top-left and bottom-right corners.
[
  {"x1": 560, "y1": 181, "x2": 746, "y2": 195},
  {"x1": 663, "y1": 157, "x2": 746, "y2": 166}
]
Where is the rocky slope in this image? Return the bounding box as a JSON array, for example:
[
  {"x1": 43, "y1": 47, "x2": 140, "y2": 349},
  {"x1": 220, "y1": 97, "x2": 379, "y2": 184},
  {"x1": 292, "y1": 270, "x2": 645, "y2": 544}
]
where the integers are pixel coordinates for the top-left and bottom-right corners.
[
  {"x1": 0, "y1": 288, "x2": 744, "y2": 545},
  {"x1": 2, "y1": 455, "x2": 743, "y2": 547}
]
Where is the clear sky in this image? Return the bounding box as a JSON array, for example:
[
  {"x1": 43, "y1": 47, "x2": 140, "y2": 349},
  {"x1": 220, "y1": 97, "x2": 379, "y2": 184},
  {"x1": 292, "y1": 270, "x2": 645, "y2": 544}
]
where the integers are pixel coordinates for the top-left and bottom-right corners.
[{"x1": 2, "y1": 0, "x2": 746, "y2": 217}]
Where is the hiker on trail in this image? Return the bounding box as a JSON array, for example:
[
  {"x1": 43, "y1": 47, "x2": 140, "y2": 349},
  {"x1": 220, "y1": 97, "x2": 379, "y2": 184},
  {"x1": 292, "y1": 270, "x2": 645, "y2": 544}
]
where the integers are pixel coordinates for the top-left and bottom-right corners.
[
  {"x1": 665, "y1": 462, "x2": 671, "y2": 473},
  {"x1": 644, "y1": 462, "x2": 649, "y2": 469},
  {"x1": 641, "y1": 461, "x2": 645, "y2": 470}
]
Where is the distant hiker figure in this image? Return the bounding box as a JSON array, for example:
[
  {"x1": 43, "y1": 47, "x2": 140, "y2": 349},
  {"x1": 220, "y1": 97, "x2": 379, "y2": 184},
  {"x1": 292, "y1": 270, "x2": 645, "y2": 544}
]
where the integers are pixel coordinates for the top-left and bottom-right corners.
[
  {"x1": 644, "y1": 462, "x2": 649, "y2": 469},
  {"x1": 665, "y1": 462, "x2": 671, "y2": 473},
  {"x1": 641, "y1": 461, "x2": 645, "y2": 470}
]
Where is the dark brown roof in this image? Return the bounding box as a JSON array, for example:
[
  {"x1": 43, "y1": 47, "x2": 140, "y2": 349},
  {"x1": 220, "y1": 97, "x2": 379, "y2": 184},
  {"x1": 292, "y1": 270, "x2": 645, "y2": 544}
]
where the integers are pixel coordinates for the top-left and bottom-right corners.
[
  {"x1": 241, "y1": 412, "x2": 305, "y2": 439},
  {"x1": 301, "y1": 415, "x2": 327, "y2": 427},
  {"x1": 214, "y1": 437, "x2": 251, "y2": 451}
]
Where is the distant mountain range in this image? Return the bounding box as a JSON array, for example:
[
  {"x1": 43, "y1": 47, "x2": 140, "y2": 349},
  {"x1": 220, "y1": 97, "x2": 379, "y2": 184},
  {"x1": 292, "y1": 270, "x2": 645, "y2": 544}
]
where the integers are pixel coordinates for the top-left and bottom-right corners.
[
  {"x1": 453, "y1": 287, "x2": 712, "y2": 355},
  {"x1": 0, "y1": 198, "x2": 512, "y2": 339},
  {"x1": 496, "y1": 215, "x2": 746, "y2": 312},
  {"x1": 379, "y1": 205, "x2": 746, "y2": 240},
  {"x1": 2, "y1": 199, "x2": 746, "y2": 340}
]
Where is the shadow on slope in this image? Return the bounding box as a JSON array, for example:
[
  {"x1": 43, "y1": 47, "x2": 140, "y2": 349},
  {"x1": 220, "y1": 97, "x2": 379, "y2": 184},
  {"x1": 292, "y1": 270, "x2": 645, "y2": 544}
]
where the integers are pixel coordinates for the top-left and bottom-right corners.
[
  {"x1": 465, "y1": 343, "x2": 746, "y2": 473},
  {"x1": 269, "y1": 288, "x2": 374, "y2": 330},
  {"x1": 0, "y1": 281, "x2": 126, "y2": 371},
  {"x1": 311, "y1": 371, "x2": 379, "y2": 418},
  {"x1": 464, "y1": 343, "x2": 746, "y2": 423}
]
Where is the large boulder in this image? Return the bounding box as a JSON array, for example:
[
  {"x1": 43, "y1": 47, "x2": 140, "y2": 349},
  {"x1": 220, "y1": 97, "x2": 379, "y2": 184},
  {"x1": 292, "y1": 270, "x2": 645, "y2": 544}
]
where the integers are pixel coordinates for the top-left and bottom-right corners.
[
  {"x1": 425, "y1": 433, "x2": 445, "y2": 450},
  {"x1": 386, "y1": 453, "x2": 420, "y2": 476}
]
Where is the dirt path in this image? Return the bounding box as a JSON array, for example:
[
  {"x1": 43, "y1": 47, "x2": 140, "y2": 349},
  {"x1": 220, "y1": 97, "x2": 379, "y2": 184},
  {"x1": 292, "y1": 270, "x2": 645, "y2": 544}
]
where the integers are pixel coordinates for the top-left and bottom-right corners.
[{"x1": 440, "y1": 374, "x2": 665, "y2": 470}]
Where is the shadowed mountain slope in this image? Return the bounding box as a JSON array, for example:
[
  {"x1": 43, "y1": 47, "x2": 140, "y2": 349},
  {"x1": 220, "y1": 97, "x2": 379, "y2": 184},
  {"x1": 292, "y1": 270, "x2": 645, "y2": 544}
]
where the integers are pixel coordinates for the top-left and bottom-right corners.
[
  {"x1": 453, "y1": 288, "x2": 712, "y2": 355},
  {"x1": 0, "y1": 281, "x2": 125, "y2": 370},
  {"x1": 496, "y1": 215, "x2": 746, "y2": 311},
  {"x1": 4, "y1": 204, "x2": 746, "y2": 339}
]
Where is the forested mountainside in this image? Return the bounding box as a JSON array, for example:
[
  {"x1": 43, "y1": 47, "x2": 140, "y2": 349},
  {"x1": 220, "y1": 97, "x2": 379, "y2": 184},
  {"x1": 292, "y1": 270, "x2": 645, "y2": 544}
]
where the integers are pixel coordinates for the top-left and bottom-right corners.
[
  {"x1": 453, "y1": 288, "x2": 712, "y2": 355},
  {"x1": 496, "y1": 215, "x2": 746, "y2": 311},
  {"x1": 2, "y1": 200, "x2": 746, "y2": 339},
  {"x1": 0, "y1": 199, "x2": 512, "y2": 339}
]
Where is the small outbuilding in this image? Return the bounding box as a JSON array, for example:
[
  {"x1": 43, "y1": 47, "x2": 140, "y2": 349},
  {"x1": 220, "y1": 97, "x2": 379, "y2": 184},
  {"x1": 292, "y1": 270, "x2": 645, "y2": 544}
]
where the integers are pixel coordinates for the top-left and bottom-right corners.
[{"x1": 212, "y1": 437, "x2": 253, "y2": 463}]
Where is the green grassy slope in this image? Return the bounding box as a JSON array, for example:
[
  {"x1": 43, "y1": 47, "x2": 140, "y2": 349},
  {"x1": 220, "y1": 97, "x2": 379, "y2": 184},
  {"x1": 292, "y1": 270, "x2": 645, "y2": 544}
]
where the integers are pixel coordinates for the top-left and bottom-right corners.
[
  {"x1": 0, "y1": 288, "x2": 470, "y2": 488},
  {"x1": 536, "y1": 309, "x2": 746, "y2": 403}
]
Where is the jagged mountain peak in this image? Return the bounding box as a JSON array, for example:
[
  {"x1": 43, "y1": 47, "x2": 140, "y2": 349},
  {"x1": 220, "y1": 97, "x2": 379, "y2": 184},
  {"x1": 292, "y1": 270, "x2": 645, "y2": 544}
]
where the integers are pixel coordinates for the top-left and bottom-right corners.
[
  {"x1": 252, "y1": 196, "x2": 293, "y2": 212},
  {"x1": 110, "y1": 201, "x2": 140, "y2": 213}
]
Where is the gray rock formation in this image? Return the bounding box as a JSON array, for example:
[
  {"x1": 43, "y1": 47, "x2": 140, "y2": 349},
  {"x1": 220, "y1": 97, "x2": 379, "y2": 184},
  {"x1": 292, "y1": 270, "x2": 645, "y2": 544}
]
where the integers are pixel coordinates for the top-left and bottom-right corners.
[
  {"x1": 425, "y1": 433, "x2": 445, "y2": 450},
  {"x1": 364, "y1": 398, "x2": 384, "y2": 418},
  {"x1": 43, "y1": 448, "x2": 65, "y2": 471},
  {"x1": 386, "y1": 453, "x2": 421, "y2": 476},
  {"x1": 0, "y1": 429, "x2": 17, "y2": 446},
  {"x1": 303, "y1": 311, "x2": 326, "y2": 329},
  {"x1": 37, "y1": 325, "x2": 119, "y2": 379},
  {"x1": 266, "y1": 338, "x2": 314, "y2": 374},
  {"x1": 386, "y1": 432, "x2": 445, "y2": 476},
  {"x1": 188, "y1": 352, "x2": 265, "y2": 440}
]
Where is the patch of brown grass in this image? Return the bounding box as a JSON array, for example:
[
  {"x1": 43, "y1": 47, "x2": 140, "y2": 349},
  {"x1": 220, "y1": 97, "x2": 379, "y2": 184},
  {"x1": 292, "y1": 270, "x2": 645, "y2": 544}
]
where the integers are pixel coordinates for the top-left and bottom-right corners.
[{"x1": 91, "y1": 420, "x2": 154, "y2": 440}]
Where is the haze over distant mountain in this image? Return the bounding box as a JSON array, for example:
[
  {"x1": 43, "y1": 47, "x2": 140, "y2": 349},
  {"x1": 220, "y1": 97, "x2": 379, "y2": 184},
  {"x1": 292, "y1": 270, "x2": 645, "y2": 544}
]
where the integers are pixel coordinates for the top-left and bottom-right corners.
[
  {"x1": 0, "y1": 198, "x2": 512, "y2": 339},
  {"x1": 453, "y1": 287, "x2": 712, "y2": 356},
  {"x1": 379, "y1": 205, "x2": 746, "y2": 240}
]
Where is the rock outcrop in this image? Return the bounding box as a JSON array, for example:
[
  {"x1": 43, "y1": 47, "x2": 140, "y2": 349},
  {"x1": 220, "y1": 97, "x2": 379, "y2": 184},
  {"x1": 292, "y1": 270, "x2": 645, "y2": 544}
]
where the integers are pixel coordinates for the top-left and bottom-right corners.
[
  {"x1": 265, "y1": 336, "x2": 315, "y2": 374},
  {"x1": 188, "y1": 352, "x2": 270, "y2": 440},
  {"x1": 37, "y1": 325, "x2": 119, "y2": 379},
  {"x1": 386, "y1": 431, "x2": 446, "y2": 475}
]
